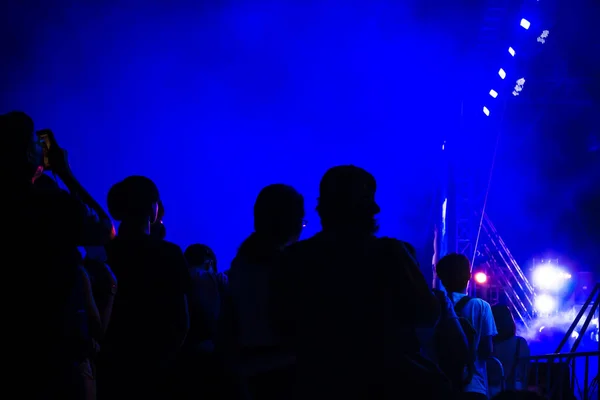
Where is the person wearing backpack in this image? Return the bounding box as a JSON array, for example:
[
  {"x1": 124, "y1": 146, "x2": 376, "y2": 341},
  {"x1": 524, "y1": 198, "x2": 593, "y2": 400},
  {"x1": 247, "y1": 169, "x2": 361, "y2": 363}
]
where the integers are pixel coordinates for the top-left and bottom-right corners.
[{"x1": 436, "y1": 253, "x2": 498, "y2": 400}]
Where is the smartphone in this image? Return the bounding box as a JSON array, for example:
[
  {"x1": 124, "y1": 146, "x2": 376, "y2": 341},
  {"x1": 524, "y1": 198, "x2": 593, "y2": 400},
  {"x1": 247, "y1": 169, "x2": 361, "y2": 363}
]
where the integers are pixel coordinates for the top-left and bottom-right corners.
[{"x1": 35, "y1": 129, "x2": 54, "y2": 170}]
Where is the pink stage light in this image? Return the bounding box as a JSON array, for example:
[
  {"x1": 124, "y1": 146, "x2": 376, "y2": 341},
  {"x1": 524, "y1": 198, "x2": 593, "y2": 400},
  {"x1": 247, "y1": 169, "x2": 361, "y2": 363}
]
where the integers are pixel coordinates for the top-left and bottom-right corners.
[{"x1": 474, "y1": 272, "x2": 488, "y2": 284}]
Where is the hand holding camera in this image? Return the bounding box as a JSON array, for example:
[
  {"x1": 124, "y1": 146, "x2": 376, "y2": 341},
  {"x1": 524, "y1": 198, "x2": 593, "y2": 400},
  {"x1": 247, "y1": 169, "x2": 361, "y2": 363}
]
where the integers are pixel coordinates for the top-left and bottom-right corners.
[{"x1": 36, "y1": 129, "x2": 72, "y2": 178}]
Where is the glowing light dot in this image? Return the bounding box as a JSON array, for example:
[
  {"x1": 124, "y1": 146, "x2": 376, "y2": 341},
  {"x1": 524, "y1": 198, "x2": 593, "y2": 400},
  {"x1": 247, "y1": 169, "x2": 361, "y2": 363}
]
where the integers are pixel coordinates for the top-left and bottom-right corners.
[
  {"x1": 520, "y1": 18, "x2": 531, "y2": 30},
  {"x1": 474, "y1": 272, "x2": 487, "y2": 284},
  {"x1": 483, "y1": 106, "x2": 490, "y2": 116},
  {"x1": 489, "y1": 89, "x2": 498, "y2": 98},
  {"x1": 508, "y1": 47, "x2": 516, "y2": 56}
]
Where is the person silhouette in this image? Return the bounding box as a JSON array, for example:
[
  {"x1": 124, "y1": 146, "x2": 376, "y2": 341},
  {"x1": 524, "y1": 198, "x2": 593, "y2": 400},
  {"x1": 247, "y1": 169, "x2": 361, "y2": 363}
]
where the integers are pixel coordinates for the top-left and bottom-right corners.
[
  {"x1": 271, "y1": 165, "x2": 443, "y2": 400},
  {"x1": 221, "y1": 184, "x2": 305, "y2": 400},
  {"x1": 100, "y1": 176, "x2": 190, "y2": 400},
  {"x1": 436, "y1": 253, "x2": 498, "y2": 400},
  {"x1": 489, "y1": 305, "x2": 530, "y2": 397},
  {"x1": 2, "y1": 111, "x2": 114, "y2": 399}
]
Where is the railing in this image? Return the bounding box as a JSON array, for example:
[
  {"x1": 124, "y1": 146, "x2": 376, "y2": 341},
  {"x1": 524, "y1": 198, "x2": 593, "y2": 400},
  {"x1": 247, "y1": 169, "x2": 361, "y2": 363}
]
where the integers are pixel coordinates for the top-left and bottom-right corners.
[
  {"x1": 555, "y1": 283, "x2": 599, "y2": 354},
  {"x1": 517, "y1": 351, "x2": 599, "y2": 400}
]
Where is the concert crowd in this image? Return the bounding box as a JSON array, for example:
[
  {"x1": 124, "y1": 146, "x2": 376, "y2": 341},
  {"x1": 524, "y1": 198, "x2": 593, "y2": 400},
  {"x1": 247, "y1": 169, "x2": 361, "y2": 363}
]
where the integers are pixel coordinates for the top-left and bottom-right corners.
[{"x1": 4, "y1": 111, "x2": 537, "y2": 400}]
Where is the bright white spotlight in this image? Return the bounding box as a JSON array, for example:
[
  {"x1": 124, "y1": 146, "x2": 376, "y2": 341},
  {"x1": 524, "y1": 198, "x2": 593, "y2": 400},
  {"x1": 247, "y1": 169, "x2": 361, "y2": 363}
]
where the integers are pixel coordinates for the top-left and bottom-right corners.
[
  {"x1": 535, "y1": 294, "x2": 557, "y2": 314},
  {"x1": 520, "y1": 18, "x2": 531, "y2": 30},
  {"x1": 474, "y1": 272, "x2": 487, "y2": 284},
  {"x1": 533, "y1": 265, "x2": 571, "y2": 291},
  {"x1": 483, "y1": 106, "x2": 490, "y2": 116},
  {"x1": 498, "y1": 68, "x2": 506, "y2": 79},
  {"x1": 508, "y1": 47, "x2": 516, "y2": 56},
  {"x1": 489, "y1": 89, "x2": 498, "y2": 98}
]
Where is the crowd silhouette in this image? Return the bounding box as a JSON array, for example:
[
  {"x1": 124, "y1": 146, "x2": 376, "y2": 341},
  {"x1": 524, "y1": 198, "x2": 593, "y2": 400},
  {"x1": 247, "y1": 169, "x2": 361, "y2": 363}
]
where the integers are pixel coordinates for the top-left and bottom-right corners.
[{"x1": 4, "y1": 110, "x2": 538, "y2": 400}]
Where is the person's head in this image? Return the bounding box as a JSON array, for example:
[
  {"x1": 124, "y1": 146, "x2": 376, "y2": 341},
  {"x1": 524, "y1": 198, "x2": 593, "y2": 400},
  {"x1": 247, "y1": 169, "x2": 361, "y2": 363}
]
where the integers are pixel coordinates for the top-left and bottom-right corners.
[
  {"x1": 436, "y1": 253, "x2": 471, "y2": 293},
  {"x1": 0, "y1": 111, "x2": 41, "y2": 183},
  {"x1": 236, "y1": 184, "x2": 304, "y2": 264},
  {"x1": 316, "y1": 165, "x2": 380, "y2": 235},
  {"x1": 492, "y1": 304, "x2": 517, "y2": 342},
  {"x1": 107, "y1": 176, "x2": 160, "y2": 227},
  {"x1": 253, "y1": 183, "x2": 305, "y2": 247},
  {"x1": 184, "y1": 244, "x2": 217, "y2": 272}
]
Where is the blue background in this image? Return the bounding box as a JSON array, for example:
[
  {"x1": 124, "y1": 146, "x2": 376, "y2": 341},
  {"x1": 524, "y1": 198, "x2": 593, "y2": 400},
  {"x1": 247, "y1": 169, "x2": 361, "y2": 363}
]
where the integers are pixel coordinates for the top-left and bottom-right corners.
[{"x1": 2, "y1": 0, "x2": 598, "y2": 275}]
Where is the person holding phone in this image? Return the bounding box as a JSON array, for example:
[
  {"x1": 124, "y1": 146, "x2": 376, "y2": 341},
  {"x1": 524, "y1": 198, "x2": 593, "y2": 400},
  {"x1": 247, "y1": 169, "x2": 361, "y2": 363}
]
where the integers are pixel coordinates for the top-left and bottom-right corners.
[{"x1": 2, "y1": 111, "x2": 115, "y2": 400}]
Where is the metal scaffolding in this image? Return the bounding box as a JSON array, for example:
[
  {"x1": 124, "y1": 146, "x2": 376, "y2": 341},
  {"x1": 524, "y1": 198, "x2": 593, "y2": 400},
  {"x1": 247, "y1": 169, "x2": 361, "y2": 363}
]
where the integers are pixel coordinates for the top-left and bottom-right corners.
[{"x1": 476, "y1": 213, "x2": 536, "y2": 328}]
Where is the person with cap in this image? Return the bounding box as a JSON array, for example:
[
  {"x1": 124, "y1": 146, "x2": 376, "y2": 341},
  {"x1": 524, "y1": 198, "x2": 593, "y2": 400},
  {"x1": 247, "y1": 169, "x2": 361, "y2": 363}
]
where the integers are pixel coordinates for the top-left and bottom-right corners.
[
  {"x1": 218, "y1": 184, "x2": 305, "y2": 400},
  {"x1": 2, "y1": 111, "x2": 114, "y2": 399},
  {"x1": 271, "y1": 165, "x2": 444, "y2": 400}
]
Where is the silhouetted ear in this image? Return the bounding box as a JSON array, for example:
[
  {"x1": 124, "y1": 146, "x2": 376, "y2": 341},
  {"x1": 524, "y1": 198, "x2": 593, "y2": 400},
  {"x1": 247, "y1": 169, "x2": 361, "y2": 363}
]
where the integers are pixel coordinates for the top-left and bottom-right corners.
[
  {"x1": 149, "y1": 203, "x2": 159, "y2": 224},
  {"x1": 157, "y1": 199, "x2": 165, "y2": 220}
]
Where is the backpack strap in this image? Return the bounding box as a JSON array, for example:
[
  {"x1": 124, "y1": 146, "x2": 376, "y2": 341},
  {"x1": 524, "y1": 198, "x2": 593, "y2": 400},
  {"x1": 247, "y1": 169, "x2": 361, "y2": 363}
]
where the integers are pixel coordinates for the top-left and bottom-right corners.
[{"x1": 454, "y1": 295, "x2": 472, "y2": 314}]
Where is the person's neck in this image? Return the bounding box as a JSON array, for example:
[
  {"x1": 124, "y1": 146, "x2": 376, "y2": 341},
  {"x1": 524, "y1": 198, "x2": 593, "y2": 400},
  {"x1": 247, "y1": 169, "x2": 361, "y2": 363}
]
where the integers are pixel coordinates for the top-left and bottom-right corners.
[
  {"x1": 446, "y1": 288, "x2": 467, "y2": 295},
  {"x1": 118, "y1": 220, "x2": 151, "y2": 237}
]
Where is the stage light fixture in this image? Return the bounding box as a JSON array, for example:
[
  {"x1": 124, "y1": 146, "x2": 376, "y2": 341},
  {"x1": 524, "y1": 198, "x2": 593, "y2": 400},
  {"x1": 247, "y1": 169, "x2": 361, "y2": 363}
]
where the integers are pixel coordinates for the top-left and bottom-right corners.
[
  {"x1": 537, "y1": 30, "x2": 550, "y2": 44},
  {"x1": 483, "y1": 106, "x2": 490, "y2": 116},
  {"x1": 532, "y1": 265, "x2": 571, "y2": 291},
  {"x1": 512, "y1": 78, "x2": 526, "y2": 97},
  {"x1": 474, "y1": 272, "x2": 488, "y2": 284},
  {"x1": 498, "y1": 68, "x2": 506, "y2": 79},
  {"x1": 489, "y1": 89, "x2": 498, "y2": 98},
  {"x1": 535, "y1": 294, "x2": 557, "y2": 314},
  {"x1": 520, "y1": 18, "x2": 530, "y2": 30},
  {"x1": 508, "y1": 47, "x2": 516, "y2": 57}
]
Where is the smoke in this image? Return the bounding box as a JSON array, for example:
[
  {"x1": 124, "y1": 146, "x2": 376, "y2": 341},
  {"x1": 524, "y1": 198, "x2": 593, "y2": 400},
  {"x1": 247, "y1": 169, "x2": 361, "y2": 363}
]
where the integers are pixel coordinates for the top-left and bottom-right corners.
[
  {"x1": 518, "y1": 309, "x2": 599, "y2": 348},
  {"x1": 0, "y1": 0, "x2": 473, "y2": 264}
]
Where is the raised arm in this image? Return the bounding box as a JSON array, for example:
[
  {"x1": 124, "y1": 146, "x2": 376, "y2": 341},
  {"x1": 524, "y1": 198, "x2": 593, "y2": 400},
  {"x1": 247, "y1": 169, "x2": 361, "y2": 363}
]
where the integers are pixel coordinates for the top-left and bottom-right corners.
[
  {"x1": 62, "y1": 171, "x2": 115, "y2": 245},
  {"x1": 44, "y1": 131, "x2": 114, "y2": 245}
]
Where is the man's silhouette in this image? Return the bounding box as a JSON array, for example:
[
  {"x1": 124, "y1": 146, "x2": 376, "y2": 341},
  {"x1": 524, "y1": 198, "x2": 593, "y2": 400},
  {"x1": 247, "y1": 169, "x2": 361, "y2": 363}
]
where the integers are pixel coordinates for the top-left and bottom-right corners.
[
  {"x1": 271, "y1": 165, "x2": 442, "y2": 399},
  {"x1": 101, "y1": 176, "x2": 190, "y2": 400},
  {"x1": 2, "y1": 111, "x2": 114, "y2": 399}
]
